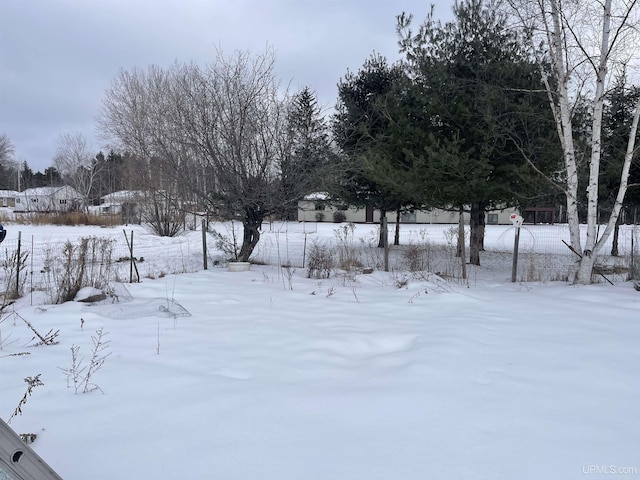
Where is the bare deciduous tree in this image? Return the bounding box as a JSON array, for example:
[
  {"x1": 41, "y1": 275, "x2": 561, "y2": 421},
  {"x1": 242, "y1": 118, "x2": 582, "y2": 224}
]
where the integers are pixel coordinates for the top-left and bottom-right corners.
[
  {"x1": 54, "y1": 132, "x2": 103, "y2": 211},
  {"x1": 99, "y1": 48, "x2": 321, "y2": 258},
  {"x1": 0, "y1": 133, "x2": 19, "y2": 190},
  {"x1": 0, "y1": 133, "x2": 15, "y2": 163},
  {"x1": 506, "y1": 0, "x2": 640, "y2": 283}
]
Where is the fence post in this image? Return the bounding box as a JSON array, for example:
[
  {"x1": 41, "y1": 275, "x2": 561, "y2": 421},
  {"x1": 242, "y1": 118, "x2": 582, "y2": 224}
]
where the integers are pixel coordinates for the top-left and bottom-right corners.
[
  {"x1": 123, "y1": 229, "x2": 139, "y2": 283},
  {"x1": 383, "y1": 217, "x2": 389, "y2": 272},
  {"x1": 510, "y1": 214, "x2": 523, "y2": 283},
  {"x1": 202, "y1": 218, "x2": 208, "y2": 270},
  {"x1": 511, "y1": 226, "x2": 521, "y2": 283},
  {"x1": 302, "y1": 232, "x2": 307, "y2": 269},
  {"x1": 129, "y1": 230, "x2": 134, "y2": 283},
  {"x1": 458, "y1": 212, "x2": 467, "y2": 281},
  {"x1": 632, "y1": 227, "x2": 637, "y2": 283},
  {"x1": 16, "y1": 231, "x2": 21, "y2": 296}
]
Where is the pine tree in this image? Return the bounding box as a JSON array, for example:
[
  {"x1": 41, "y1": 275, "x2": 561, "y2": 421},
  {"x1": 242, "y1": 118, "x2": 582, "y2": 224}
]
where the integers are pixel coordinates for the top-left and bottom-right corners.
[
  {"x1": 397, "y1": 0, "x2": 559, "y2": 265},
  {"x1": 601, "y1": 72, "x2": 640, "y2": 254},
  {"x1": 332, "y1": 55, "x2": 413, "y2": 246},
  {"x1": 282, "y1": 87, "x2": 333, "y2": 220}
]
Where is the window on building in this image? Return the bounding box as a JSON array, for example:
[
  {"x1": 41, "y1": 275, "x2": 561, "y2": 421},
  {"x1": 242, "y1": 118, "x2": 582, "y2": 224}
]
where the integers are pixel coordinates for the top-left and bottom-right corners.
[
  {"x1": 487, "y1": 213, "x2": 499, "y2": 225},
  {"x1": 400, "y1": 211, "x2": 417, "y2": 223},
  {"x1": 59, "y1": 199, "x2": 67, "y2": 205}
]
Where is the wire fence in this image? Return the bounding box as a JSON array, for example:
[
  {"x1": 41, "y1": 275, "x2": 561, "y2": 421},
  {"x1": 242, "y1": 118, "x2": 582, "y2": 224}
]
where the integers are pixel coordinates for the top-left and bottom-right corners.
[
  {"x1": 0, "y1": 229, "x2": 207, "y2": 304},
  {"x1": 252, "y1": 222, "x2": 638, "y2": 284},
  {"x1": 0, "y1": 222, "x2": 637, "y2": 305}
]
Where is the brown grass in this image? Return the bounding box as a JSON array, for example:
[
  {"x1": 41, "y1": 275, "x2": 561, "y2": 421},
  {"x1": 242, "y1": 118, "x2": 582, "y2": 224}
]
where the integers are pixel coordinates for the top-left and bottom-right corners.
[{"x1": 0, "y1": 212, "x2": 123, "y2": 227}]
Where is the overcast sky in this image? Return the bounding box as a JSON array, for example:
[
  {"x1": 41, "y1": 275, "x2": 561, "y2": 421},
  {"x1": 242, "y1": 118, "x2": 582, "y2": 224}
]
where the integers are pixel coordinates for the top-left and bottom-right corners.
[{"x1": 0, "y1": 0, "x2": 455, "y2": 172}]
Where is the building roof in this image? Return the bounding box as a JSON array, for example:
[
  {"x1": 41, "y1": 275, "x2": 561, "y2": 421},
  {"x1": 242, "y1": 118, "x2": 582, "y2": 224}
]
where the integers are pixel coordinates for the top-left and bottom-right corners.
[
  {"x1": 303, "y1": 192, "x2": 330, "y2": 201},
  {"x1": 18, "y1": 186, "x2": 80, "y2": 197},
  {"x1": 101, "y1": 190, "x2": 145, "y2": 203}
]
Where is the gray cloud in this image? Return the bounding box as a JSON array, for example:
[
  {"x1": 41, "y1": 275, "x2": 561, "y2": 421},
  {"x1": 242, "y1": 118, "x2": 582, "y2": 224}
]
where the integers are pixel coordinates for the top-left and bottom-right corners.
[{"x1": 0, "y1": 0, "x2": 453, "y2": 171}]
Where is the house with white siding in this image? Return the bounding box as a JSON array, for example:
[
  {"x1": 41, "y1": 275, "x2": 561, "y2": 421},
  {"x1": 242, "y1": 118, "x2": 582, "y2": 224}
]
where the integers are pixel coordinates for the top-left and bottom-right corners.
[
  {"x1": 96, "y1": 190, "x2": 146, "y2": 223},
  {"x1": 13, "y1": 186, "x2": 82, "y2": 213},
  {"x1": 0, "y1": 190, "x2": 18, "y2": 208},
  {"x1": 297, "y1": 192, "x2": 517, "y2": 225}
]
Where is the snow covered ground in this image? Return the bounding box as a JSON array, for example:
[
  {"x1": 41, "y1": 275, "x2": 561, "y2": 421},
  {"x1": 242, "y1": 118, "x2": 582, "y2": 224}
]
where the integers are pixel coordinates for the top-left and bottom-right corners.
[{"x1": 0, "y1": 222, "x2": 639, "y2": 479}]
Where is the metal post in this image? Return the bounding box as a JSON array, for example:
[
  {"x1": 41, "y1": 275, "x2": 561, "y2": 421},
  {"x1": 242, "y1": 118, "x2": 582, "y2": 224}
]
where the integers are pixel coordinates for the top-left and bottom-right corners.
[
  {"x1": 458, "y1": 213, "x2": 467, "y2": 281},
  {"x1": 15, "y1": 231, "x2": 21, "y2": 296},
  {"x1": 383, "y1": 217, "x2": 389, "y2": 272},
  {"x1": 511, "y1": 225, "x2": 521, "y2": 282},
  {"x1": 302, "y1": 232, "x2": 308, "y2": 269},
  {"x1": 202, "y1": 219, "x2": 208, "y2": 270}
]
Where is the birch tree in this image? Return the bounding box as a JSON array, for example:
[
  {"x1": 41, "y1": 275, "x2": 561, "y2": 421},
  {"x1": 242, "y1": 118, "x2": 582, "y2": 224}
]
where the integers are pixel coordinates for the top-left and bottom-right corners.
[{"x1": 506, "y1": 0, "x2": 640, "y2": 283}]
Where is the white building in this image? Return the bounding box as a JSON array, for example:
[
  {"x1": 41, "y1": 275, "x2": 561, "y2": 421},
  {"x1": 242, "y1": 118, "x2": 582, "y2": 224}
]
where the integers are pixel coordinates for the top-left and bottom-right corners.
[
  {"x1": 297, "y1": 193, "x2": 517, "y2": 225},
  {"x1": 0, "y1": 190, "x2": 18, "y2": 208},
  {"x1": 96, "y1": 190, "x2": 146, "y2": 223},
  {"x1": 13, "y1": 186, "x2": 81, "y2": 213}
]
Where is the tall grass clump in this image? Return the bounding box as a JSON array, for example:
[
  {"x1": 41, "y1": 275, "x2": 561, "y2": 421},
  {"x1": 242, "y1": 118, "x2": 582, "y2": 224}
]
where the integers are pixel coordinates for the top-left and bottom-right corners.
[
  {"x1": 307, "y1": 241, "x2": 334, "y2": 279},
  {"x1": 401, "y1": 230, "x2": 433, "y2": 275},
  {"x1": 2, "y1": 246, "x2": 28, "y2": 299},
  {"x1": 44, "y1": 236, "x2": 115, "y2": 303},
  {"x1": 334, "y1": 223, "x2": 361, "y2": 270}
]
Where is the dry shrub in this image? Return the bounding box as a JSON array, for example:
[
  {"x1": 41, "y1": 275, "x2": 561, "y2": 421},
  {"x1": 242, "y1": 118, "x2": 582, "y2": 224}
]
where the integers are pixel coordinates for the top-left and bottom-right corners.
[
  {"x1": 2, "y1": 247, "x2": 28, "y2": 299},
  {"x1": 333, "y1": 211, "x2": 347, "y2": 223},
  {"x1": 402, "y1": 244, "x2": 432, "y2": 273},
  {"x1": 307, "y1": 241, "x2": 334, "y2": 279},
  {"x1": 45, "y1": 236, "x2": 116, "y2": 304},
  {"x1": 334, "y1": 223, "x2": 361, "y2": 270}
]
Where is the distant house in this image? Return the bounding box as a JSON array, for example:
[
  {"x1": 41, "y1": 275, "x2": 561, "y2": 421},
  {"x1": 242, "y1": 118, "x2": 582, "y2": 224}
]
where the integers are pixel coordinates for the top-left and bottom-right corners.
[
  {"x1": 97, "y1": 190, "x2": 145, "y2": 223},
  {"x1": 13, "y1": 186, "x2": 82, "y2": 213},
  {"x1": 297, "y1": 193, "x2": 516, "y2": 225},
  {"x1": 0, "y1": 190, "x2": 18, "y2": 208}
]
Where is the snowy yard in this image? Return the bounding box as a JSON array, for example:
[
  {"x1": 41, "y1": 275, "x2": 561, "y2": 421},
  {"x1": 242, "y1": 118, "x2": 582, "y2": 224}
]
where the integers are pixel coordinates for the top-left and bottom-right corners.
[{"x1": 1, "y1": 222, "x2": 639, "y2": 479}]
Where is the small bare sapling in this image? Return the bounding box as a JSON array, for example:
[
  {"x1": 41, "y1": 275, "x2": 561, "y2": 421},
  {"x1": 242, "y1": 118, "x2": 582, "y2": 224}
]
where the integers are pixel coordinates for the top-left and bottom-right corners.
[
  {"x1": 60, "y1": 328, "x2": 111, "y2": 394},
  {"x1": 8, "y1": 374, "x2": 44, "y2": 424}
]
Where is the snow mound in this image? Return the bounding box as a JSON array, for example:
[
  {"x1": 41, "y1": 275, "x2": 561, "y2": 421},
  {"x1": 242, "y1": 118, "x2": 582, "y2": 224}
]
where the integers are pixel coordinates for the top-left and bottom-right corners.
[{"x1": 83, "y1": 297, "x2": 191, "y2": 319}]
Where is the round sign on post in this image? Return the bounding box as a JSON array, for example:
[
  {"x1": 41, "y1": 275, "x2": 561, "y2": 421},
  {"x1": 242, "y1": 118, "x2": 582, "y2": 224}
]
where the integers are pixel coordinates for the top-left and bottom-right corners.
[{"x1": 510, "y1": 213, "x2": 523, "y2": 227}]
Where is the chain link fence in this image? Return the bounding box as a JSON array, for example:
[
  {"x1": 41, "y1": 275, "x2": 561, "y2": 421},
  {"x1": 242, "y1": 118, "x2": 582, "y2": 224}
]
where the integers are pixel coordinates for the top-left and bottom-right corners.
[
  {"x1": 0, "y1": 229, "x2": 208, "y2": 304},
  {"x1": 0, "y1": 222, "x2": 638, "y2": 304}
]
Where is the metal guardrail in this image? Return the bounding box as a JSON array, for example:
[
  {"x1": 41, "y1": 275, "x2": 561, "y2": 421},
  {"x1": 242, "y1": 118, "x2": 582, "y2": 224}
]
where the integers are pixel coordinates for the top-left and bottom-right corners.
[{"x1": 0, "y1": 418, "x2": 63, "y2": 480}]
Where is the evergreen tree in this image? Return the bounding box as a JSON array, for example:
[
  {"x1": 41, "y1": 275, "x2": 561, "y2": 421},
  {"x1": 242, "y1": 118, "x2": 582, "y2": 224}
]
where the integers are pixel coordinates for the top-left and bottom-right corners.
[
  {"x1": 397, "y1": 0, "x2": 559, "y2": 264},
  {"x1": 282, "y1": 87, "x2": 334, "y2": 220},
  {"x1": 601, "y1": 72, "x2": 640, "y2": 253},
  {"x1": 43, "y1": 167, "x2": 63, "y2": 186},
  {"x1": 332, "y1": 55, "x2": 414, "y2": 246},
  {"x1": 602, "y1": 73, "x2": 640, "y2": 214},
  {"x1": 19, "y1": 161, "x2": 34, "y2": 191}
]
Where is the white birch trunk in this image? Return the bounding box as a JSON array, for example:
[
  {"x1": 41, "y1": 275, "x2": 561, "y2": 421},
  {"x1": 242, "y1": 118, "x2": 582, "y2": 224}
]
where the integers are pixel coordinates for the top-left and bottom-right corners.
[
  {"x1": 547, "y1": 0, "x2": 582, "y2": 268},
  {"x1": 576, "y1": 94, "x2": 640, "y2": 282},
  {"x1": 574, "y1": 0, "x2": 612, "y2": 283},
  {"x1": 509, "y1": 0, "x2": 638, "y2": 284}
]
